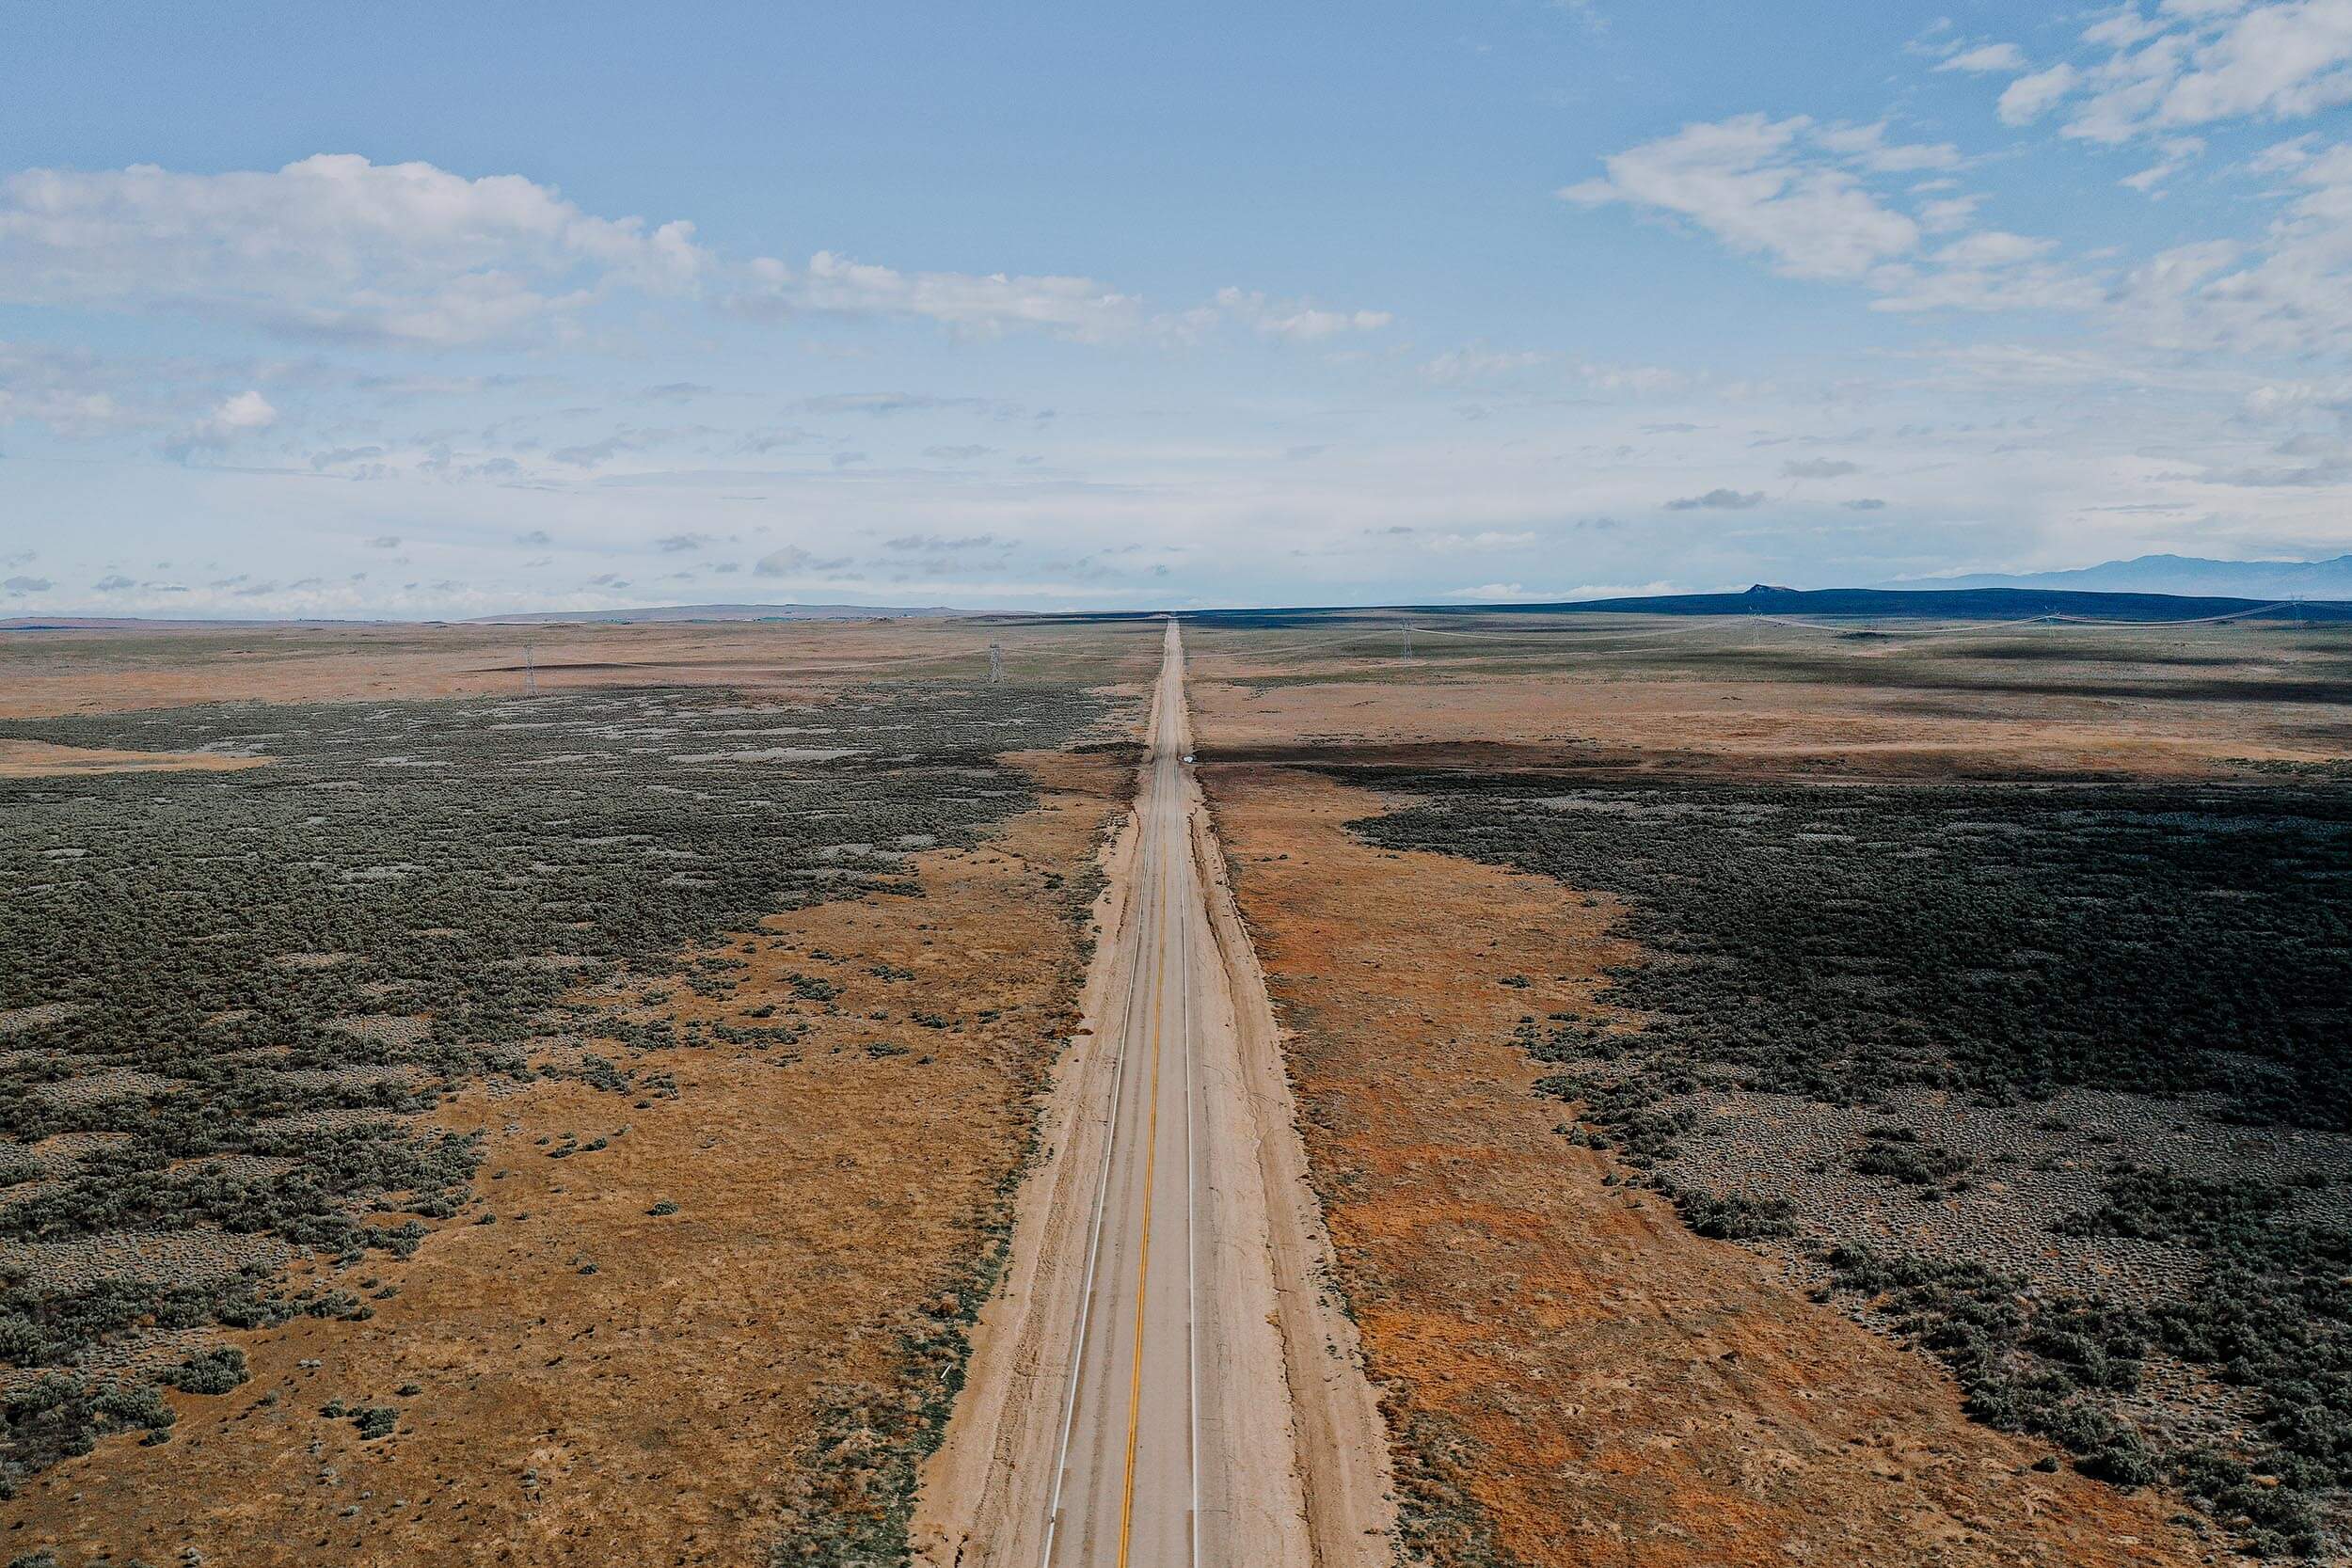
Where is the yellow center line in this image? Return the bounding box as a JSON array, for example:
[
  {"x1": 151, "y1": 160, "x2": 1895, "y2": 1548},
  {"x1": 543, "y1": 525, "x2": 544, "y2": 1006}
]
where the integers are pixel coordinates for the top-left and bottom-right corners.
[{"x1": 1116, "y1": 763, "x2": 1174, "y2": 1567}]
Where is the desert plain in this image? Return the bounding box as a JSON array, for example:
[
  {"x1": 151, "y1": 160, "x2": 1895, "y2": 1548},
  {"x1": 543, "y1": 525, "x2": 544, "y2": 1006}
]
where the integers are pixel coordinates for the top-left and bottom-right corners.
[{"x1": 0, "y1": 608, "x2": 2346, "y2": 1567}]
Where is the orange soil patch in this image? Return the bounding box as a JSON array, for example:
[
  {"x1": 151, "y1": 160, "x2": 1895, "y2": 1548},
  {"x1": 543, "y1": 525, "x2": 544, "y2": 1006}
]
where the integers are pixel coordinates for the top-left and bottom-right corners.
[
  {"x1": 4, "y1": 750, "x2": 1126, "y2": 1568},
  {"x1": 1184, "y1": 641, "x2": 2351, "y2": 780},
  {"x1": 0, "y1": 738, "x2": 270, "y2": 776},
  {"x1": 0, "y1": 620, "x2": 1150, "y2": 720},
  {"x1": 1204, "y1": 764, "x2": 2213, "y2": 1568}
]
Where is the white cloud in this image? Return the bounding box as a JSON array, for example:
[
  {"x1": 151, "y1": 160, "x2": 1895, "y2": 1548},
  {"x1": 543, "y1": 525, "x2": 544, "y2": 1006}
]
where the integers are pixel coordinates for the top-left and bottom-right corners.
[
  {"x1": 1419, "y1": 344, "x2": 1686, "y2": 395},
  {"x1": 776, "y1": 251, "x2": 1150, "y2": 343},
  {"x1": 2122, "y1": 135, "x2": 2209, "y2": 190},
  {"x1": 0, "y1": 342, "x2": 136, "y2": 437},
  {"x1": 724, "y1": 261, "x2": 1392, "y2": 349},
  {"x1": 1565, "y1": 115, "x2": 2093, "y2": 314},
  {"x1": 1416, "y1": 530, "x2": 1540, "y2": 552},
  {"x1": 2009, "y1": 0, "x2": 2352, "y2": 144},
  {"x1": 1917, "y1": 195, "x2": 1986, "y2": 233},
  {"x1": 752, "y1": 544, "x2": 852, "y2": 578},
  {"x1": 1998, "y1": 64, "x2": 2081, "y2": 124},
  {"x1": 211, "y1": 389, "x2": 277, "y2": 431},
  {"x1": 1812, "y1": 121, "x2": 1963, "y2": 174},
  {"x1": 1934, "y1": 230, "x2": 2059, "y2": 267},
  {"x1": 1420, "y1": 345, "x2": 1551, "y2": 385},
  {"x1": 0, "y1": 154, "x2": 1384, "y2": 356},
  {"x1": 2149, "y1": 0, "x2": 2352, "y2": 129},
  {"x1": 1564, "y1": 115, "x2": 1924, "y2": 282},
  {"x1": 0, "y1": 155, "x2": 704, "y2": 345},
  {"x1": 1938, "y1": 42, "x2": 2030, "y2": 73},
  {"x1": 2115, "y1": 138, "x2": 2352, "y2": 350},
  {"x1": 1665, "y1": 487, "x2": 1766, "y2": 509},
  {"x1": 1210, "y1": 287, "x2": 1394, "y2": 341},
  {"x1": 164, "y1": 389, "x2": 277, "y2": 461},
  {"x1": 550, "y1": 431, "x2": 649, "y2": 468}
]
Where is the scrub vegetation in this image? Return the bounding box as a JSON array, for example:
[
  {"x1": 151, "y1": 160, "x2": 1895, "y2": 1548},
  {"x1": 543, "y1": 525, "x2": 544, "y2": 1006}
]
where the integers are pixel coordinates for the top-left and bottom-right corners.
[
  {"x1": 0, "y1": 679, "x2": 1102, "y2": 1495},
  {"x1": 1354, "y1": 775, "x2": 2352, "y2": 1557}
]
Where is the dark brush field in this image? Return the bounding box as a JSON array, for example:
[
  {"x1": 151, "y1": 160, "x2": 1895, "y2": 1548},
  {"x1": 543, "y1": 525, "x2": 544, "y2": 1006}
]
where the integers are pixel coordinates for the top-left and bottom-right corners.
[{"x1": 1187, "y1": 610, "x2": 2352, "y2": 1566}]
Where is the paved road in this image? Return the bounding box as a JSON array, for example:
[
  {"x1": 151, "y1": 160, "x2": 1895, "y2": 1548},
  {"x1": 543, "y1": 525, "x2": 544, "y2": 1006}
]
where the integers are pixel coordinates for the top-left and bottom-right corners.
[
  {"x1": 913, "y1": 617, "x2": 1389, "y2": 1568},
  {"x1": 1042, "y1": 619, "x2": 1206, "y2": 1567}
]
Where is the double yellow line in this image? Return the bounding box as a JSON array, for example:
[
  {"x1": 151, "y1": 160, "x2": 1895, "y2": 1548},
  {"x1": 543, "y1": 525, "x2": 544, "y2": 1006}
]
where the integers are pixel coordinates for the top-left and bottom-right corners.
[{"x1": 1114, "y1": 767, "x2": 1176, "y2": 1567}]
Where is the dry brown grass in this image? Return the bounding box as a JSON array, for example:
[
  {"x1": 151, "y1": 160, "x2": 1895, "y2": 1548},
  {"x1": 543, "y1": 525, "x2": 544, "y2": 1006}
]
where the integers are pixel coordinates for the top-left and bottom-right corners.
[
  {"x1": 0, "y1": 617, "x2": 1148, "y2": 720},
  {"x1": 1184, "y1": 619, "x2": 2352, "y2": 781}
]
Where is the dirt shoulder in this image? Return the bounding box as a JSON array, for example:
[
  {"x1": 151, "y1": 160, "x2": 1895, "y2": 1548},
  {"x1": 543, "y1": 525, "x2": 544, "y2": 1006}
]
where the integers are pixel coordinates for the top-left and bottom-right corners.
[
  {"x1": 1202, "y1": 762, "x2": 2214, "y2": 1568},
  {"x1": 4, "y1": 748, "x2": 1128, "y2": 1568}
]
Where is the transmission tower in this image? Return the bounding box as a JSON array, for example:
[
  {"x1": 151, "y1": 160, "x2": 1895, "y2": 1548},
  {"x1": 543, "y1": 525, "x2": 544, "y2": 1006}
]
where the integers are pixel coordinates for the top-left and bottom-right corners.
[
  {"x1": 524, "y1": 642, "x2": 537, "y2": 696},
  {"x1": 1400, "y1": 624, "x2": 1414, "y2": 662},
  {"x1": 987, "y1": 642, "x2": 1005, "y2": 685}
]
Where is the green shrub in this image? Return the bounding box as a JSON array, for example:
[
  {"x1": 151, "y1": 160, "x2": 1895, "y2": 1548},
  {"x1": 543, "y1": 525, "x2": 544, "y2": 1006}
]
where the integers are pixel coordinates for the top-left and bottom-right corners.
[{"x1": 164, "y1": 1345, "x2": 247, "y2": 1395}]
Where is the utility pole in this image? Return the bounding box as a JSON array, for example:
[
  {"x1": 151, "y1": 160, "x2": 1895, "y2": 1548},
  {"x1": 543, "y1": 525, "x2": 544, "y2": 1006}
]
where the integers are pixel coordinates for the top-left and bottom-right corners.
[
  {"x1": 524, "y1": 642, "x2": 537, "y2": 696},
  {"x1": 987, "y1": 641, "x2": 1004, "y2": 685}
]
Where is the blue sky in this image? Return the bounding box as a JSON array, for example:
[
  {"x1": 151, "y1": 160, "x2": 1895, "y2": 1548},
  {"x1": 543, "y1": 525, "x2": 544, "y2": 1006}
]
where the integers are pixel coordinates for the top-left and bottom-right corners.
[{"x1": 4, "y1": 0, "x2": 2351, "y2": 615}]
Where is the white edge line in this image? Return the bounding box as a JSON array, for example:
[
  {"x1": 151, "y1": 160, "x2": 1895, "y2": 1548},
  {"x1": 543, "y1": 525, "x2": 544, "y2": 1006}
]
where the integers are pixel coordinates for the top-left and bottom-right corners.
[
  {"x1": 1178, "y1": 629, "x2": 1204, "y2": 1568},
  {"x1": 1038, "y1": 644, "x2": 1166, "y2": 1568}
]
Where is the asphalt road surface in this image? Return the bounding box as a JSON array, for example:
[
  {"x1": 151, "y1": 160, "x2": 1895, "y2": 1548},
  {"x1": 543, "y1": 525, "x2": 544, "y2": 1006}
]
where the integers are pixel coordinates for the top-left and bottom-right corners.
[
  {"x1": 914, "y1": 618, "x2": 1390, "y2": 1568},
  {"x1": 1041, "y1": 617, "x2": 1210, "y2": 1565}
]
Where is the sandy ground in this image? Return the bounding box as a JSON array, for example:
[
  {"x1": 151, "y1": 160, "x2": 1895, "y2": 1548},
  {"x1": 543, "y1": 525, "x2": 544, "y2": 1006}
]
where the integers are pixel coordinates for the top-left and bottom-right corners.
[
  {"x1": 914, "y1": 626, "x2": 1391, "y2": 1567},
  {"x1": 3, "y1": 744, "x2": 1131, "y2": 1568}
]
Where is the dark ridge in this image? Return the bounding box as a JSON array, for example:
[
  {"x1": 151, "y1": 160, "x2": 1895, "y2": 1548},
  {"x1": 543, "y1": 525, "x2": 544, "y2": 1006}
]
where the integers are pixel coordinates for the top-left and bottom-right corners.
[{"x1": 999, "y1": 585, "x2": 2352, "y2": 626}]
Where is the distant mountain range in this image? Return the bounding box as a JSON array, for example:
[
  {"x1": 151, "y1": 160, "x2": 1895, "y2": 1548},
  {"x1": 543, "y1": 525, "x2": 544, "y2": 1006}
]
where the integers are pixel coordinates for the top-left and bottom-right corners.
[
  {"x1": 1084, "y1": 583, "x2": 2352, "y2": 627},
  {"x1": 1889, "y1": 554, "x2": 2352, "y2": 601},
  {"x1": 1530, "y1": 584, "x2": 2352, "y2": 621}
]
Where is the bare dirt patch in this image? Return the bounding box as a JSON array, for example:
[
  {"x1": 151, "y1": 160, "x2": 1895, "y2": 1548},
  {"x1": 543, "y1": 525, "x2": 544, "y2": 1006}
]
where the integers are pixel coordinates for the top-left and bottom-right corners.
[{"x1": 0, "y1": 739, "x2": 269, "y2": 777}]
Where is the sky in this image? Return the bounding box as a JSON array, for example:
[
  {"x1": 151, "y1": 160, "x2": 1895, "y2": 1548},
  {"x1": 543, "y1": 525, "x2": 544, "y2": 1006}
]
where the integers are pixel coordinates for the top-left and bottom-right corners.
[{"x1": 3, "y1": 1, "x2": 2352, "y2": 617}]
